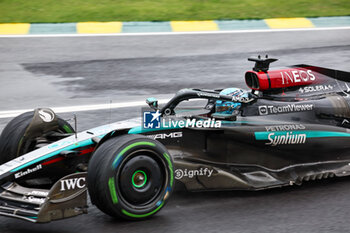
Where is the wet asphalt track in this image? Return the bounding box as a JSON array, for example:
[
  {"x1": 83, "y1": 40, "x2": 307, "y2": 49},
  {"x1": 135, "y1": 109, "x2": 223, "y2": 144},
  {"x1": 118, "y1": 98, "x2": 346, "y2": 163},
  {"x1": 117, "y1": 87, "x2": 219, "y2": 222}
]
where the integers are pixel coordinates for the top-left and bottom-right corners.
[{"x1": 0, "y1": 29, "x2": 350, "y2": 233}]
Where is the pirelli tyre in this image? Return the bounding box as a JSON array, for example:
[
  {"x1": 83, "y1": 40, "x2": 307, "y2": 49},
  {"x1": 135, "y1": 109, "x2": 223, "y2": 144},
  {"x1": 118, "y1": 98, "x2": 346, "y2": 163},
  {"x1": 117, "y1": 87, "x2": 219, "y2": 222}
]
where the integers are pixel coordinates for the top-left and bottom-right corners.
[
  {"x1": 0, "y1": 109, "x2": 74, "y2": 164},
  {"x1": 87, "y1": 134, "x2": 174, "y2": 220}
]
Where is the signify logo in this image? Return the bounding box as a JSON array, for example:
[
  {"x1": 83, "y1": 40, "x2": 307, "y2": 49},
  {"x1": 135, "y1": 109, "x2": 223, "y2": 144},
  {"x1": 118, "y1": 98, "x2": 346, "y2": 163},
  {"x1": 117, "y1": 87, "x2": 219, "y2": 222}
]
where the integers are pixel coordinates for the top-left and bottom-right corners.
[
  {"x1": 259, "y1": 104, "x2": 313, "y2": 115},
  {"x1": 174, "y1": 168, "x2": 214, "y2": 180},
  {"x1": 143, "y1": 110, "x2": 221, "y2": 129},
  {"x1": 266, "y1": 132, "x2": 306, "y2": 146}
]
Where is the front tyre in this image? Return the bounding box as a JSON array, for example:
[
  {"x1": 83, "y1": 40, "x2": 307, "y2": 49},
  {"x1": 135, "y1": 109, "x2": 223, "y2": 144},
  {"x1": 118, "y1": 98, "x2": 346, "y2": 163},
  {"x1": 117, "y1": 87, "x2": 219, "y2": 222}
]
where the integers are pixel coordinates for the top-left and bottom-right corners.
[
  {"x1": 0, "y1": 110, "x2": 74, "y2": 164},
  {"x1": 87, "y1": 134, "x2": 174, "y2": 220}
]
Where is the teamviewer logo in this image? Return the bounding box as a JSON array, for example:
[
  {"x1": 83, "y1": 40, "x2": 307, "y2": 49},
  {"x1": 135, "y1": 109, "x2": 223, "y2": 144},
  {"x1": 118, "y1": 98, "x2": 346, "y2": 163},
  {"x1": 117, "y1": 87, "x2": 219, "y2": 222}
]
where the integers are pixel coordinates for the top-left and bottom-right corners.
[
  {"x1": 143, "y1": 110, "x2": 161, "y2": 129},
  {"x1": 259, "y1": 106, "x2": 268, "y2": 115}
]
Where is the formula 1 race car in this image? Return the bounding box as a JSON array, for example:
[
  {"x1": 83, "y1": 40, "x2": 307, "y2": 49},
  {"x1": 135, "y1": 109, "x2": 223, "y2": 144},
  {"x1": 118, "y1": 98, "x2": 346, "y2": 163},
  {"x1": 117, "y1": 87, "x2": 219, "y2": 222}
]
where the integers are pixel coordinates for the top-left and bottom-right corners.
[{"x1": 0, "y1": 56, "x2": 350, "y2": 223}]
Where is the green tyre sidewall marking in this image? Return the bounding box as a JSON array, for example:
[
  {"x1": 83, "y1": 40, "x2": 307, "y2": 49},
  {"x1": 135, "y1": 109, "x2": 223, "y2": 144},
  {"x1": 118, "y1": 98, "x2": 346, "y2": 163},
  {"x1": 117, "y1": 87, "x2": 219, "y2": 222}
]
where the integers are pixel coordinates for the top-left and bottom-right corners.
[
  {"x1": 163, "y1": 152, "x2": 174, "y2": 187},
  {"x1": 62, "y1": 124, "x2": 73, "y2": 133},
  {"x1": 108, "y1": 177, "x2": 118, "y2": 204},
  {"x1": 112, "y1": 141, "x2": 156, "y2": 168},
  {"x1": 121, "y1": 202, "x2": 165, "y2": 218}
]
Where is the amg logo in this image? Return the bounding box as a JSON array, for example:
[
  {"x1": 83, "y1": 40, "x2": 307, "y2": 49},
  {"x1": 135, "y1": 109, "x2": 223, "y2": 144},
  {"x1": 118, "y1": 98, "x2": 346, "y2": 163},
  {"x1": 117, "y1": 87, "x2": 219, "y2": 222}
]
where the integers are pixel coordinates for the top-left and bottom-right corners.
[
  {"x1": 60, "y1": 177, "x2": 86, "y2": 191},
  {"x1": 14, "y1": 164, "x2": 42, "y2": 179},
  {"x1": 266, "y1": 132, "x2": 306, "y2": 146},
  {"x1": 259, "y1": 104, "x2": 313, "y2": 115},
  {"x1": 149, "y1": 132, "x2": 183, "y2": 140}
]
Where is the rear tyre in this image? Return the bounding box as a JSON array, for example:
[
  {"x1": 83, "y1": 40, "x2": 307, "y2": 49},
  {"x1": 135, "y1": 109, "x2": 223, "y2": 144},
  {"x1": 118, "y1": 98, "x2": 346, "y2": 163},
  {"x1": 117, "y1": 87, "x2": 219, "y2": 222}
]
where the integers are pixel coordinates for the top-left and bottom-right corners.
[
  {"x1": 87, "y1": 134, "x2": 174, "y2": 220},
  {"x1": 0, "y1": 111, "x2": 74, "y2": 164}
]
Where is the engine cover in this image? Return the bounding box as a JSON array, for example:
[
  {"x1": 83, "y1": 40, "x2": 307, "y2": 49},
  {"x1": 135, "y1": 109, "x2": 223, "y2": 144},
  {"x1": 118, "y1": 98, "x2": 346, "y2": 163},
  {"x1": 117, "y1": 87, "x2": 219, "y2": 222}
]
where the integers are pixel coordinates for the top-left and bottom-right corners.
[{"x1": 245, "y1": 68, "x2": 321, "y2": 91}]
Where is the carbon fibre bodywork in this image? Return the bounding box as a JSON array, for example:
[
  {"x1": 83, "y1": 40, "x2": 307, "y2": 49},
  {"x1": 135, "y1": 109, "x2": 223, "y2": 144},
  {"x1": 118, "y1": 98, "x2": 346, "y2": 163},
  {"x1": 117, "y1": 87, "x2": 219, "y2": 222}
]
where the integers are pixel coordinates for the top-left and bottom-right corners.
[{"x1": 0, "y1": 59, "x2": 350, "y2": 222}]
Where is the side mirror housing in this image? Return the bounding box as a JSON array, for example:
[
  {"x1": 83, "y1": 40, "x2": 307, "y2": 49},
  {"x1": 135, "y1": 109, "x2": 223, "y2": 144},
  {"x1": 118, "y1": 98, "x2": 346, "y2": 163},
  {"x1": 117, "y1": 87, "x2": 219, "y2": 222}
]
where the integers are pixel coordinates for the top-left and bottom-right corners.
[{"x1": 146, "y1": 97, "x2": 159, "y2": 110}]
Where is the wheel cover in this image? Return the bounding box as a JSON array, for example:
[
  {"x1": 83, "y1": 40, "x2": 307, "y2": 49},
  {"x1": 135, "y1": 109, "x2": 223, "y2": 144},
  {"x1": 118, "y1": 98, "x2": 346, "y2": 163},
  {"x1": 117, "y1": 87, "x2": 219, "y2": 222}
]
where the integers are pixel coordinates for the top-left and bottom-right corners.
[{"x1": 118, "y1": 152, "x2": 165, "y2": 206}]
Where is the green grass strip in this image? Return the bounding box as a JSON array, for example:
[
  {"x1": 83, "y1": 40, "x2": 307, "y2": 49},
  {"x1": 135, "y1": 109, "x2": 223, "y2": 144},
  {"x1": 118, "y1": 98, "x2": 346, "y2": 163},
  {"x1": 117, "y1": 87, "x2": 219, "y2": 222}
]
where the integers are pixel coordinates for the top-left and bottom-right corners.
[
  {"x1": 0, "y1": 0, "x2": 349, "y2": 23},
  {"x1": 108, "y1": 177, "x2": 118, "y2": 204},
  {"x1": 121, "y1": 202, "x2": 164, "y2": 218}
]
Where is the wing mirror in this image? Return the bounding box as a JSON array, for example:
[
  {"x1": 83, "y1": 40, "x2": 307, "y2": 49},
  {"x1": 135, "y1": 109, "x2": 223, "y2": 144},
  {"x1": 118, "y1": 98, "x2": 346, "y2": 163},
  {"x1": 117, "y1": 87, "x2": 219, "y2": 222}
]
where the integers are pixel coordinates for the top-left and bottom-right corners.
[{"x1": 146, "y1": 97, "x2": 159, "y2": 110}]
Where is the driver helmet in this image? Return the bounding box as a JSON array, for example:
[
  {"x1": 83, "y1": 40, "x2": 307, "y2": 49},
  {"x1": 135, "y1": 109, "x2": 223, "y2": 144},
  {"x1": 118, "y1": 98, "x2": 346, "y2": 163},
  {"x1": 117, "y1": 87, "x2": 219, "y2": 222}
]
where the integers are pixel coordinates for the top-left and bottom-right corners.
[{"x1": 215, "y1": 88, "x2": 248, "y2": 114}]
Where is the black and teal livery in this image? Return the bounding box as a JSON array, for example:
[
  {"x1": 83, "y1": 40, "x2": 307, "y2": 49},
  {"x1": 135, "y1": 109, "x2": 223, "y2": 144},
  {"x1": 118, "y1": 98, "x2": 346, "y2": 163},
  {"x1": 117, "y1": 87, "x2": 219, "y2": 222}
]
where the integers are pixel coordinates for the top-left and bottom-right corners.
[{"x1": 0, "y1": 58, "x2": 350, "y2": 223}]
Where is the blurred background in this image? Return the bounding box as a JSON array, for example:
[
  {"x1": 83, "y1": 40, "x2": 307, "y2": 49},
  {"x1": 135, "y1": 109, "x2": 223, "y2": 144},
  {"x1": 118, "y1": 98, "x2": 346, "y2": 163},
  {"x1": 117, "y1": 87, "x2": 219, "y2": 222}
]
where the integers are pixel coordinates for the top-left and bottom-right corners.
[{"x1": 0, "y1": 0, "x2": 349, "y2": 22}]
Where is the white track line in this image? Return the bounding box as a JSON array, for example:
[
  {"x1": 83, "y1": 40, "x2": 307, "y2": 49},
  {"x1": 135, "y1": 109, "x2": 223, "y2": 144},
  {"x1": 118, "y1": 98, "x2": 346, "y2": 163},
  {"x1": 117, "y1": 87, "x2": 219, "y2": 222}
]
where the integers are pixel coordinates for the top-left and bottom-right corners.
[
  {"x1": 0, "y1": 26, "x2": 349, "y2": 38},
  {"x1": 0, "y1": 99, "x2": 169, "y2": 119}
]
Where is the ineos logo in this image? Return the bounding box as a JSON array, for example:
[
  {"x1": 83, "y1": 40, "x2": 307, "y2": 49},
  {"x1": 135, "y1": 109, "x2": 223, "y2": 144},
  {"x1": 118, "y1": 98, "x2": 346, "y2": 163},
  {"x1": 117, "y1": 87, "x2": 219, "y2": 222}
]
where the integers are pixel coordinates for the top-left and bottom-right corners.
[
  {"x1": 281, "y1": 70, "x2": 316, "y2": 85},
  {"x1": 60, "y1": 177, "x2": 86, "y2": 191}
]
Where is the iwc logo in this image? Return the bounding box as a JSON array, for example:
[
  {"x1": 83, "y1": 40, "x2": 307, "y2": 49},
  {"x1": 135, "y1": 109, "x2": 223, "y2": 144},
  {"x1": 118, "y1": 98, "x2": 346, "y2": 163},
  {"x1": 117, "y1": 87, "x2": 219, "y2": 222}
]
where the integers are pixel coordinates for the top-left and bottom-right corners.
[{"x1": 38, "y1": 109, "x2": 55, "y2": 122}]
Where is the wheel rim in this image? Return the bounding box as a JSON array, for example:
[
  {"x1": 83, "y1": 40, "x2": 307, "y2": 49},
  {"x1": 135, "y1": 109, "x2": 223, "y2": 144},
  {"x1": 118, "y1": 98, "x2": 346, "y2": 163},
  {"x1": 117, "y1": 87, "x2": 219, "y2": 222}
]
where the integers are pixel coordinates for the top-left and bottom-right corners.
[
  {"x1": 118, "y1": 152, "x2": 165, "y2": 206},
  {"x1": 132, "y1": 170, "x2": 147, "y2": 188}
]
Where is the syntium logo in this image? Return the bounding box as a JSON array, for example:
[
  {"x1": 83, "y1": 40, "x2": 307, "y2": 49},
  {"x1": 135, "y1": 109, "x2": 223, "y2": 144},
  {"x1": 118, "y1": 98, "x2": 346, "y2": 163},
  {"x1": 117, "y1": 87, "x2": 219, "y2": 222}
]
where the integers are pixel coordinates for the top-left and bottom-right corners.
[{"x1": 266, "y1": 132, "x2": 306, "y2": 146}]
